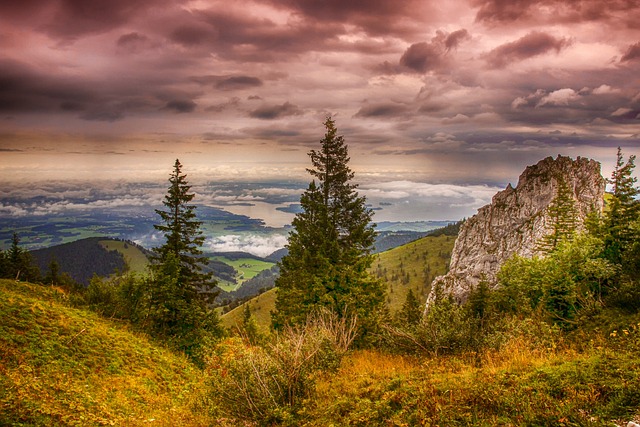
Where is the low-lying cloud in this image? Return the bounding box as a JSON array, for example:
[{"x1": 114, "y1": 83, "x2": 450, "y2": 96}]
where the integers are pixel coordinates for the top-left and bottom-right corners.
[{"x1": 205, "y1": 234, "x2": 288, "y2": 257}]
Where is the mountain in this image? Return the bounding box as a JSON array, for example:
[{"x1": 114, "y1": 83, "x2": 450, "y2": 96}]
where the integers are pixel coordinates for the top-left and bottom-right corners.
[
  {"x1": 31, "y1": 237, "x2": 136, "y2": 286},
  {"x1": 428, "y1": 155, "x2": 606, "y2": 304}
]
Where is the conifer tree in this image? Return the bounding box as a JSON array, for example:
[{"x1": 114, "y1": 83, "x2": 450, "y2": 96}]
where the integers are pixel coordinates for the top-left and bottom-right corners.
[
  {"x1": 149, "y1": 160, "x2": 221, "y2": 361},
  {"x1": 396, "y1": 289, "x2": 422, "y2": 327},
  {"x1": 3, "y1": 232, "x2": 40, "y2": 282},
  {"x1": 273, "y1": 118, "x2": 384, "y2": 335},
  {"x1": 537, "y1": 177, "x2": 577, "y2": 254},
  {"x1": 605, "y1": 147, "x2": 639, "y2": 265},
  {"x1": 154, "y1": 159, "x2": 212, "y2": 291}
]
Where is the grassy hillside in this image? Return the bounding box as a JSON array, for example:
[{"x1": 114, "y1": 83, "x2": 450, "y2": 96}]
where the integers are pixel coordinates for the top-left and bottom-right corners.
[
  {"x1": 221, "y1": 287, "x2": 276, "y2": 332},
  {"x1": 304, "y1": 330, "x2": 640, "y2": 426},
  {"x1": 31, "y1": 237, "x2": 128, "y2": 286},
  {"x1": 0, "y1": 279, "x2": 214, "y2": 426},
  {"x1": 99, "y1": 239, "x2": 150, "y2": 274},
  {"x1": 221, "y1": 234, "x2": 455, "y2": 330},
  {"x1": 373, "y1": 233, "x2": 454, "y2": 314}
]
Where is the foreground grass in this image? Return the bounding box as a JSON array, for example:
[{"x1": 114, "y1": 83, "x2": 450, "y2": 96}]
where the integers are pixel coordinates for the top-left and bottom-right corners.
[
  {"x1": 4, "y1": 277, "x2": 639, "y2": 426},
  {"x1": 301, "y1": 326, "x2": 640, "y2": 427},
  {"x1": 0, "y1": 279, "x2": 213, "y2": 426}
]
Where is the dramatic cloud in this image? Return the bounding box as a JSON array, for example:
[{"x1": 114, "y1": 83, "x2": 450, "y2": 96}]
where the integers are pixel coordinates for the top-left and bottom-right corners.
[
  {"x1": 164, "y1": 99, "x2": 197, "y2": 113},
  {"x1": 355, "y1": 102, "x2": 410, "y2": 118},
  {"x1": 216, "y1": 76, "x2": 263, "y2": 91},
  {"x1": 0, "y1": 0, "x2": 638, "y2": 227},
  {"x1": 621, "y1": 42, "x2": 640, "y2": 62},
  {"x1": 249, "y1": 102, "x2": 303, "y2": 120},
  {"x1": 400, "y1": 42, "x2": 443, "y2": 73},
  {"x1": 485, "y1": 31, "x2": 571, "y2": 68},
  {"x1": 473, "y1": 0, "x2": 640, "y2": 26}
]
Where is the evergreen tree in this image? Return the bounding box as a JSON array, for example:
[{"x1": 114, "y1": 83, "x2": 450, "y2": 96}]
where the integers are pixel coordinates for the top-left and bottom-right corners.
[
  {"x1": 154, "y1": 159, "x2": 212, "y2": 291},
  {"x1": 273, "y1": 118, "x2": 385, "y2": 337},
  {"x1": 537, "y1": 176, "x2": 577, "y2": 253},
  {"x1": 149, "y1": 160, "x2": 221, "y2": 362},
  {"x1": 4, "y1": 232, "x2": 40, "y2": 282},
  {"x1": 605, "y1": 147, "x2": 639, "y2": 265},
  {"x1": 396, "y1": 289, "x2": 422, "y2": 327}
]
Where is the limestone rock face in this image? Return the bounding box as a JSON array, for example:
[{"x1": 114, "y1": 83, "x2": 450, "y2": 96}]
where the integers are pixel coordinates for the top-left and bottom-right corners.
[{"x1": 428, "y1": 155, "x2": 605, "y2": 304}]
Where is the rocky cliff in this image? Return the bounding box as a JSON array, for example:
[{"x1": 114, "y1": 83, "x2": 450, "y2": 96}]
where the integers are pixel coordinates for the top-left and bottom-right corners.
[{"x1": 428, "y1": 155, "x2": 605, "y2": 304}]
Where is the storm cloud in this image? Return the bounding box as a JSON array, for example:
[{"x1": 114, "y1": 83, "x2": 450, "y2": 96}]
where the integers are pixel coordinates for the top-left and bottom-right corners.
[{"x1": 0, "y1": 0, "x2": 638, "y2": 205}]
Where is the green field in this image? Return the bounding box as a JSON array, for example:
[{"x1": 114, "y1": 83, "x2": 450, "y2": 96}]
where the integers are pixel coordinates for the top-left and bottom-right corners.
[{"x1": 210, "y1": 256, "x2": 275, "y2": 292}]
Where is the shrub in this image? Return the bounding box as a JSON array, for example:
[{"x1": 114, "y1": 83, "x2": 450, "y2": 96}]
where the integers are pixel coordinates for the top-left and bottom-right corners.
[{"x1": 207, "y1": 309, "x2": 357, "y2": 425}]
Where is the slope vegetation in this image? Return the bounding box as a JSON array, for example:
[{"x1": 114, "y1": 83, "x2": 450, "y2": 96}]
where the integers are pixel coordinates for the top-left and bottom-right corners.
[
  {"x1": 221, "y1": 234, "x2": 455, "y2": 330},
  {"x1": 0, "y1": 279, "x2": 212, "y2": 426}
]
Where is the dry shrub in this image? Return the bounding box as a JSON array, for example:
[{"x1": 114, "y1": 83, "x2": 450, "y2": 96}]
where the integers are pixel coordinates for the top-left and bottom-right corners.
[{"x1": 206, "y1": 309, "x2": 357, "y2": 425}]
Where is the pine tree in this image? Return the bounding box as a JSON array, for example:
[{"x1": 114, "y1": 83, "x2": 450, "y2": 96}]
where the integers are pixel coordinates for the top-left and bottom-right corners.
[
  {"x1": 605, "y1": 147, "x2": 639, "y2": 265},
  {"x1": 396, "y1": 289, "x2": 422, "y2": 327},
  {"x1": 4, "y1": 232, "x2": 40, "y2": 282},
  {"x1": 154, "y1": 159, "x2": 212, "y2": 291},
  {"x1": 149, "y1": 160, "x2": 221, "y2": 361},
  {"x1": 537, "y1": 176, "x2": 577, "y2": 254},
  {"x1": 273, "y1": 118, "x2": 385, "y2": 336}
]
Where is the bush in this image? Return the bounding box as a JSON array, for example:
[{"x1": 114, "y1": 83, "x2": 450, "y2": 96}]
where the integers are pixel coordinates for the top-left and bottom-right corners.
[{"x1": 207, "y1": 310, "x2": 357, "y2": 425}]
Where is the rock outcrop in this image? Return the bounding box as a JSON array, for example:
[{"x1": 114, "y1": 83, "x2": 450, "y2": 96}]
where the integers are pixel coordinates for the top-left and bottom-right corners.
[{"x1": 427, "y1": 155, "x2": 605, "y2": 304}]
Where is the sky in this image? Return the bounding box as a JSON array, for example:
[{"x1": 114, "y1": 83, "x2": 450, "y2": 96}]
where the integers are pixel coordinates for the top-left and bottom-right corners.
[{"x1": 1, "y1": 0, "x2": 639, "y2": 224}]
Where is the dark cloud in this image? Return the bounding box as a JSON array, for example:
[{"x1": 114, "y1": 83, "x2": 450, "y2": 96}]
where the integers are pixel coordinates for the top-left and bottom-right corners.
[
  {"x1": 117, "y1": 32, "x2": 148, "y2": 46},
  {"x1": 204, "y1": 97, "x2": 241, "y2": 113},
  {"x1": 621, "y1": 42, "x2": 640, "y2": 62},
  {"x1": 80, "y1": 109, "x2": 125, "y2": 122},
  {"x1": 399, "y1": 42, "x2": 443, "y2": 73},
  {"x1": 0, "y1": 59, "x2": 96, "y2": 112},
  {"x1": 164, "y1": 99, "x2": 197, "y2": 113},
  {"x1": 474, "y1": 0, "x2": 640, "y2": 26},
  {"x1": 355, "y1": 102, "x2": 410, "y2": 118},
  {"x1": 485, "y1": 31, "x2": 571, "y2": 68},
  {"x1": 394, "y1": 29, "x2": 469, "y2": 74},
  {"x1": 115, "y1": 32, "x2": 153, "y2": 53},
  {"x1": 216, "y1": 76, "x2": 263, "y2": 91},
  {"x1": 190, "y1": 75, "x2": 264, "y2": 91},
  {"x1": 445, "y1": 29, "x2": 471, "y2": 51},
  {"x1": 249, "y1": 102, "x2": 302, "y2": 120},
  {"x1": 166, "y1": 8, "x2": 345, "y2": 62},
  {"x1": 170, "y1": 23, "x2": 216, "y2": 46},
  {"x1": 268, "y1": 0, "x2": 432, "y2": 37},
  {"x1": 473, "y1": 0, "x2": 535, "y2": 23},
  {"x1": 0, "y1": 0, "x2": 179, "y2": 40}
]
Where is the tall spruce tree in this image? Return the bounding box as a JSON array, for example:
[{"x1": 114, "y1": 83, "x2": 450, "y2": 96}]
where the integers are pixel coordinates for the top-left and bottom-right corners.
[
  {"x1": 272, "y1": 118, "x2": 385, "y2": 335},
  {"x1": 154, "y1": 159, "x2": 212, "y2": 290},
  {"x1": 150, "y1": 160, "x2": 220, "y2": 361},
  {"x1": 605, "y1": 147, "x2": 640, "y2": 267},
  {"x1": 537, "y1": 176, "x2": 577, "y2": 254}
]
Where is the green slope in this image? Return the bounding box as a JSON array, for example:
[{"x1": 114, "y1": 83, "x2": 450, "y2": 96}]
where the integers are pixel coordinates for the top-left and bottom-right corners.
[
  {"x1": 221, "y1": 234, "x2": 455, "y2": 330},
  {"x1": 0, "y1": 279, "x2": 212, "y2": 426},
  {"x1": 99, "y1": 239, "x2": 150, "y2": 274},
  {"x1": 373, "y1": 233, "x2": 454, "y2": 314}
]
